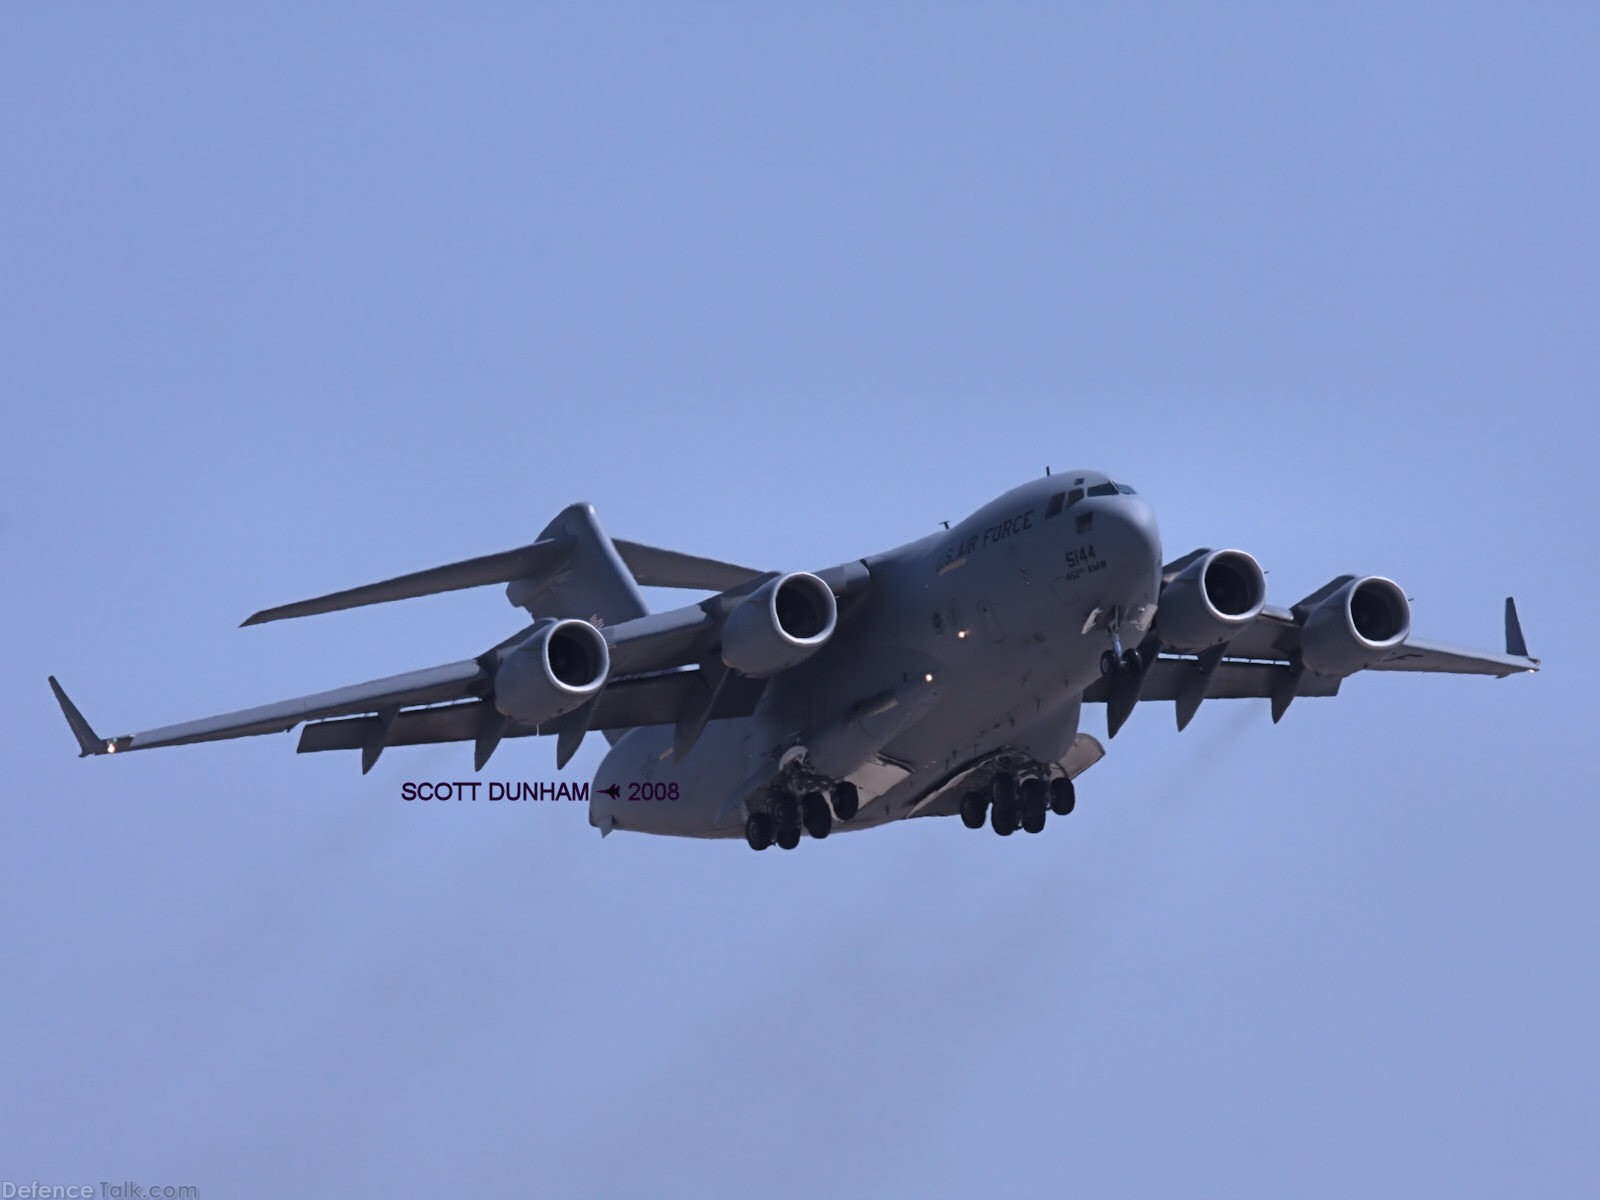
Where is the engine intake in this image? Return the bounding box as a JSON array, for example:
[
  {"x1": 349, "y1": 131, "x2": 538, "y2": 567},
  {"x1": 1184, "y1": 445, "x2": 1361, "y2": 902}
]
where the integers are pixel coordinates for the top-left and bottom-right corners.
[
  {"x1": 720, "y1": 572, "x2": 838, "y2": 678},
  {"x1": 1157, "y1": 548, "x2": 1267, "y2": 652},
  {"x1": 494, "y1": 618, "x2": 610, "y2": 724},
  {"x1": 1299, "y1": 576, "x2": 1411, "y2": 677}
]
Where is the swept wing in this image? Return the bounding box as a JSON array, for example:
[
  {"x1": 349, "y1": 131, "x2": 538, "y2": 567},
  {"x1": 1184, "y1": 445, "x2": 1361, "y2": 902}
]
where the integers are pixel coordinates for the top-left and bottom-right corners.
[
  {"x1": 50, "y1": 556, "x2": 871, "y2": 771},
  {"x1": 1085, "y1": 555, "x2": 1538, "y2": 734}
]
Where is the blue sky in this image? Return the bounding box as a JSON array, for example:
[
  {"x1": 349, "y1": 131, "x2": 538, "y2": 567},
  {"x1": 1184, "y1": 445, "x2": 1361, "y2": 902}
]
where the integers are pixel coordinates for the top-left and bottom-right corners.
[{"x1": 3, "y1": 5, "x2": 1594, "y2": 1196}]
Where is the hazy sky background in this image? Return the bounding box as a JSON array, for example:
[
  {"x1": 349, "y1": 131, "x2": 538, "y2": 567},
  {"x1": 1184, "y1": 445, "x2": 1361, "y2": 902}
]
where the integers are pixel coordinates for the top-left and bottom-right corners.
[{"x1": 4, "y1": 5, "x2": 1595, "y2": 1196}]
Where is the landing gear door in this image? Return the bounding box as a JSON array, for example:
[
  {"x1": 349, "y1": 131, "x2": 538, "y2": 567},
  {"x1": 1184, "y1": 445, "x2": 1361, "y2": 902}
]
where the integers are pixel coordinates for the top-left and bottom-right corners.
[{"x1": 840, "y1": 756, "x2": 913, "y2": 820}]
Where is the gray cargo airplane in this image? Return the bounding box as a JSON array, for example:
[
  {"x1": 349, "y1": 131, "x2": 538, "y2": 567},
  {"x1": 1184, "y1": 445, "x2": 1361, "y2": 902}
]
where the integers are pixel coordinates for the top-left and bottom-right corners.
[{"x1": 51, "y1": 472, "x2": 1538, "y2": 850}]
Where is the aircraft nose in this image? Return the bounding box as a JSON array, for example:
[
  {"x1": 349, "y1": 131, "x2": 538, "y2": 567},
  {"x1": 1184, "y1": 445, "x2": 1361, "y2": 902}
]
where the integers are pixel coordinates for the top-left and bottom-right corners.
[
  {"x1": 1116, "y1": 493, "x2": 1161, "y2": 557},
  {"x1": 1092, "y1": 493, "x2": 1163, "y2": 605}
]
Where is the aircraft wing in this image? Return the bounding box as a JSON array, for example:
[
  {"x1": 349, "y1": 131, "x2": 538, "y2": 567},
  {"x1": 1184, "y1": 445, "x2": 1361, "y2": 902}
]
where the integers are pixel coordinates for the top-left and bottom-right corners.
[
  {"x1": 295, "y1": 672, "x2": 766, "y2": 756},
  {"x1": 1181, "y1": 602, "x2": 1536, "y2": 678},
  {"x1": 1083, "y1": 592, "x2": 1538, "y2": 734},
  {"x1": 50, "y1": 558, "x2": 874, "y2": 771},
  {"x1": 50, "y1": 655, "x2": 770, "y2": 770},
  {"x1": 49, "y1": 661, "x2": 493, "y2": 756}
]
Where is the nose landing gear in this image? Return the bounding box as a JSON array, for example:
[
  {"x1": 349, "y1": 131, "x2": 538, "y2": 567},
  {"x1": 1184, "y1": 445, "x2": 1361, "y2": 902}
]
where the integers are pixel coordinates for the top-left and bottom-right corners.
[
  {"x1": 1096, "y1": 610, "x2": 1157, "y2": 738},
  {"x1": 1094, "y1": 602, "x2": 1152, "y2": 682},
  {"x1": 1100, "y1": 647, "x2": 1145, "y2": 679}
]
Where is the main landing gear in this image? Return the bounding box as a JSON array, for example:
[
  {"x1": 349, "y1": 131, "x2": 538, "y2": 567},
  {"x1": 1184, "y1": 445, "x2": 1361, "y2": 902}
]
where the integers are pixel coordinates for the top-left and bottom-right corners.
[
  {"x1": 960, "y1": 770, "x2": 1077, "y2": 838},
  {"x1": 746, "y1": 780, "x2": 860, "y2": 851}
]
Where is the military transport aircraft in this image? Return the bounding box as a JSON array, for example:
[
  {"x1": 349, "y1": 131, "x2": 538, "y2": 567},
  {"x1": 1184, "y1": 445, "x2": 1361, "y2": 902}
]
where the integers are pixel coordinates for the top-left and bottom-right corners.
[{"x1": 51, "y1": 472, "x2": 1538, "y2": 851}]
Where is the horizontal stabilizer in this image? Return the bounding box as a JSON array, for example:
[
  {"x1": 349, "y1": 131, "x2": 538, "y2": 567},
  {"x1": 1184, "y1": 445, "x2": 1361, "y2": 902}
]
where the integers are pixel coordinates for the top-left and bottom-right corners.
[
  {"x1": 242, "y1": 536, "x2": 574, "y2": 626},
  {"x1": 612, "y1": 539, "x2": 765, "y2": 591}
]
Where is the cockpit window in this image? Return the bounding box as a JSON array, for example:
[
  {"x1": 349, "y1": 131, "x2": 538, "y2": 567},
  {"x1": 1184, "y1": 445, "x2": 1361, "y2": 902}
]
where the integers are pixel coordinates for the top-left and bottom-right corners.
[
  {"x1": 1047, "y1": 488, "x2": 1090, "y2": 519},
  {"x1": 1086, "y1": 482, "x2": 1118, "y2": 497},
  {"x1": 1115, "y1": 482, "x2": 1136, "y2": 495}
]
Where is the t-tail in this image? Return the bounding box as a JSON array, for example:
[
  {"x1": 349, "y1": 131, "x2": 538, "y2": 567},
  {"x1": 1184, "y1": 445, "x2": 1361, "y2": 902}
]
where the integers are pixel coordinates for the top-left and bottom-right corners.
[
  {"x1": 240, "y1": 502, "x2": 764, "y2": 754},
  {"x1": 241, "y1": 502, "x2": 757, "y2": 629}
]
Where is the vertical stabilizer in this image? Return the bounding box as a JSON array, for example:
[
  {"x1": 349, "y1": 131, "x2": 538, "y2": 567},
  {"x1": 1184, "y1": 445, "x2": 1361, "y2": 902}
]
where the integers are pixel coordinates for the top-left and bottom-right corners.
[{"x1": 505, "y1": 504, "x2": 649, "y2": 627}]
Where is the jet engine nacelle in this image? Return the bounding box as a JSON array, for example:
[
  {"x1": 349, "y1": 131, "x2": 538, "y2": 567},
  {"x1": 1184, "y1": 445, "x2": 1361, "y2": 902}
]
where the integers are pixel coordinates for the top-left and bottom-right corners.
[
  {"x1": 1299, "y1": 576, "x2": 1411, "y2": 677},
  {"x1": 493, "y1": 618, "x2": 610, "y2": 724},
  {"x1": 1157, "y1": 549, "x2": 1268, "y2": 652},
  {"x1": 720, "y1": 572, "x2": 838, "y2": 678}
]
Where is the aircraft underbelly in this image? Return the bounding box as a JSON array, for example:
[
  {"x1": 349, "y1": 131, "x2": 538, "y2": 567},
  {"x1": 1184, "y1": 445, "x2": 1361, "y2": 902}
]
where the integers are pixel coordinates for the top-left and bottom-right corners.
[{"x1": 589, "y1": 720, "x2": 755, "y2": 839}]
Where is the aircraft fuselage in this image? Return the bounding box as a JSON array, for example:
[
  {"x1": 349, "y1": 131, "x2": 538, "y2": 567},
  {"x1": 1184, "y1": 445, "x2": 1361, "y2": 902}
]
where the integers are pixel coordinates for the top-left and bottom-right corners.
[{"x1": 590, "y1": 471, "x2": 1162, "y2": 838}]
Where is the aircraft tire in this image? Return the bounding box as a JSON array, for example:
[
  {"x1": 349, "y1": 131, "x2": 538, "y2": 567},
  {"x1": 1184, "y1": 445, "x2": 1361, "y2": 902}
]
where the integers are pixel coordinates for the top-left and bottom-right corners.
[
  {"x1": 1122, "y1": 648, "x2": 1143, "y2": 676},
  {"x1": 1021, "y1": 809, "x2": 1046, "y2": 835},
  {"x1": 1019, "y1": 776, "x2": 1048, "y2": 814},
  {"x1": 991, "y1": 802, "x2": 1019, "y2": 837},
  {"x1": 772, "y1": 791, "x2": 801, "y2": 832},
  {"x1": 745, "y1": 812, "x2": 774, "y2": 851},
  {"x1": 1049, "y1": 777, "x2": 1076, "y2": 816},
  {"x1": 959, "y1": 791, "x2": 987, "y2": 829},
  {"x1": 802, "y1": 791, "x2": 833, "y2": 840},
  {"x1": 832, "y1": 780, "x2": 860, "y2": 822},
  {"x1": 776, "y1": 826, "x2": 801, "y2": 851},
  {"x1": 1100, "y1": 650, "x2": 1121, "y2": 678},
  {"x1": 990, "y1": 773, "x2": 1018, "y2": 806}
]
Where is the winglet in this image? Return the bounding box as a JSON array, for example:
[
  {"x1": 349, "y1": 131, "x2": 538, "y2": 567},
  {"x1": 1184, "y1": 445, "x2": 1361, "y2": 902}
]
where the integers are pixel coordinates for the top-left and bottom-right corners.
[
  {"x1": 1504, "y1": 597, "x2": 1531, "y2": 660},
  {"x1": 48, "y1": 676, "x2": 109, "y2": 757}
]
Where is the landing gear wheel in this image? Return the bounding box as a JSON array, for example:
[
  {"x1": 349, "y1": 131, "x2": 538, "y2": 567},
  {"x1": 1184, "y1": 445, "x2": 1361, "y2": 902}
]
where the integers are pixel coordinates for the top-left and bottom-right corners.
[
  {"x1": 1121, "y1": 648, "x2": 1143, "y2": 676},
  {"x1": 1049, "y1": 777, "x2": 1076, "y2": 816},
  {"x1": 990, "y1": 773, "x2": 1018, "y2": 806},
  {"x1": 991, "y1": 802, "x2": 1019, "y2": 837},
  {"x1": 959, "y1": 791, "x2": 988, "y2": 830},
  {"x1": 832, "y1": 780, "x2": 860, "y2": 822},
  {"x1": 775, "y1": 825, "x2": 801, "y2": 851},
  {"x1": 802, "y1": 791, "x2": 833, "y2": 840},
  {"x1": 745, "y1": 812, "x2": 774, "y2": 851},
  {"x1": 1101, "y1": 649, "x2": 1121, "y2": 678},
  {"x1": 1019, "y1": 776, "x2": 1047, "y2": 812},
  {"x1": 1019, "y1": 777, "x2": 1047, "y2": 833},
  {"x1": 771, "y1": 791, "x2": 800, "y2": 832}
]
